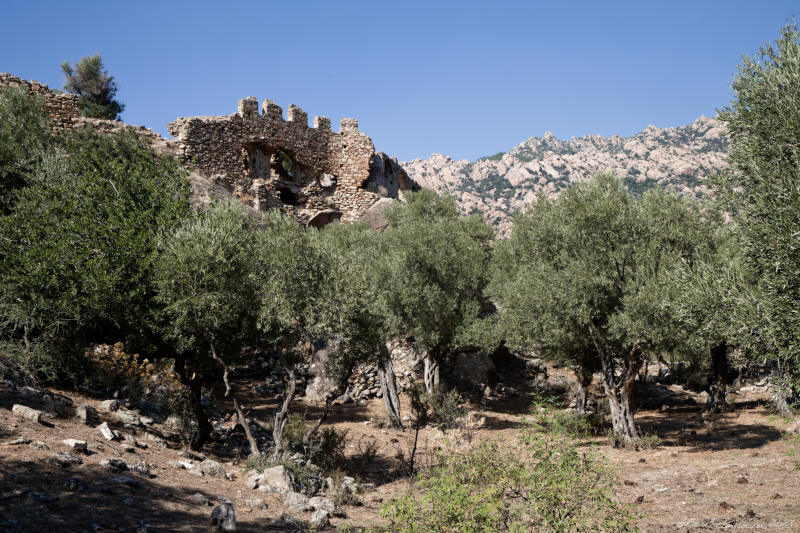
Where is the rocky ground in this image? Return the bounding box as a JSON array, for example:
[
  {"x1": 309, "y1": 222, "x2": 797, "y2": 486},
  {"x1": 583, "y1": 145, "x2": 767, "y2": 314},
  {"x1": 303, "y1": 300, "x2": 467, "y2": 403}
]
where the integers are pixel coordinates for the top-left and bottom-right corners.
[{"x1": 0, "y1": 355, "x2": 798, "y2": 532}]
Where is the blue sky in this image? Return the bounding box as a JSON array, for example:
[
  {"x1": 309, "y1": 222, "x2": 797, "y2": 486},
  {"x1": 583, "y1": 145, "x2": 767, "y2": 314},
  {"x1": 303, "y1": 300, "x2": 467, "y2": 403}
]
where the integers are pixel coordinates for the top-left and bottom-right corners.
[{"x1": 1, "y1": 1, "x2": 796, "y2": 161}]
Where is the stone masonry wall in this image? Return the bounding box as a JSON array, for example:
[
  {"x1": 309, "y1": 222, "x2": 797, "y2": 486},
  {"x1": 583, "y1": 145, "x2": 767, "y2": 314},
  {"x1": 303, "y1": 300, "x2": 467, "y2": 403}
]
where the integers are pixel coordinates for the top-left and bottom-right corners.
[
  {"x1": 0, "y1": 73, "x2": 79, "y2": 131},
  {"x1": 168, "y1": 97, "x2": 415, "y2": 225}
]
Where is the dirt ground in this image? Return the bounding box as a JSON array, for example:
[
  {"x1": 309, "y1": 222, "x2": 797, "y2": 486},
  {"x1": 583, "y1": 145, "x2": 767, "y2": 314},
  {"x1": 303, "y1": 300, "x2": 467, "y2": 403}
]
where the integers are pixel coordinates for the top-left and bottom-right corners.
[{"x1": 1, "y1": 367, "x2": 798, "y2": 532}]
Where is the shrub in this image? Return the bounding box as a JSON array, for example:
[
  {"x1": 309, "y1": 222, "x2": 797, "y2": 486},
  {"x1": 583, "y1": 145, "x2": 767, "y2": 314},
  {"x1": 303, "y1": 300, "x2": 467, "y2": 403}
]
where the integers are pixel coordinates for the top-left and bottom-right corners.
[
  {"x1": 607, "y1": 430, "x2": 661, "y2": 450},
  {"x1": 381, "y1": 430, "x2": 638, "y2": 532},
  {"x1": 425, "y1": 387, "x2": 466, "y2": 431},
  {"x1": 306, "y1": 427, "x2": 348, "y2": 472}
]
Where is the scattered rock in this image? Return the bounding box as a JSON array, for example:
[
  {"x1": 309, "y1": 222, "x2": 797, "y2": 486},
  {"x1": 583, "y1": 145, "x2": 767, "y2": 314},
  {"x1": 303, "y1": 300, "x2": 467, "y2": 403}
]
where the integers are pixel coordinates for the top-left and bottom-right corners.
[
  {"x1": 274, "y1": 513, "x2": 302, "y2": 529},
  {"x1": 124, "y1": 434, "x2": 148, "y2": 449},
  {"x1": 75, "y1": 405, "x2": 99, "y2": 426},
  {"x1": 772, "y1": 493, "x2": 783, "y2": 499},
  {"x1": 12, "y1": 404, "x2": 43, "y2": 423},
  {"x1": 210, "y1": 503, "x2": 236, "y2": 531},
  {"x1": 0, "y1": 437, "x2": 31, "y2": 446},
  {"x1": 735, "y1": 476, "x2": 748, "y2": 484},
  {"x1": 652, "y1": 485, "x2": 669, "y2": 492},
  {"x1": 284, "y1": 491, "x2": 312, "y2": 512},
  {"x1": 635, "y1": 495, "x2": 645, "y2": 504},
  {"x1": 198, "y1": 459, "x2": 226, "y2": 477},
  {"x1": 308, "y1": 496, "x2": 339, "y2": 515},
  {"x1": 98, "y1": 422, "x2": 120, "y2": 441},
  {"x1": 638, "y1": 458, "x2": 647, "y2": 464},
  {"x1": 46, "y1": 452, "x2": 82, "y2": 468},
  {"x1": 623, "y1": 480, "x2": 636, "y2": 486},
  {"x1": 101, "y1": 458, "x2": 129, "y2": 472},
  {"x1": 100, "y1": 399, "x2": 120, "y2": 412},
  {"x1": 308, "y1": 509, "x2": 329, "y2": 529},
  {"x1": 131, "y1": 461, "x2": 154, "y2": 478},
  {"x1": 116, "y1": 409, "x2": 141, "y2": 426},
  {"x1": 719, "y1": 501, "x2": 735, "y2": 510},
  {"x1": 244, "y1": 498, "x2": 266, "y2": 510},
  {"x1": 29, "y1": 441, "x2": 49, "y2": 450},
  {"x1": 256, "y1": 465, "x2": 293, "y2": 494},
  {"x1": 188, "y1": 492, "x2": 210, "y2": 506},
  {"x1": 62, "y1": 439, "x2": 88, "y2": 453},
  {"x1": 121, "y1": 443, "x2": 136, "y2": 453},
  {"x1": 745, "y1": 509, "x2": 756, "y2": 518},
  {"x1": 108, "y1": 475, "x2": 141, "y2": 488}
]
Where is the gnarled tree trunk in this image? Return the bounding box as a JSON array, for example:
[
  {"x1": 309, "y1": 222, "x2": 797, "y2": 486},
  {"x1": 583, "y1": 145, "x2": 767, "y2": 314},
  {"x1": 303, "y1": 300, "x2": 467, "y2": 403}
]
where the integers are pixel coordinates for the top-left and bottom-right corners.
[
  {"x1": 172, "y1": 354, "x2": 212, "y2": 451},
  {"x1": 574, "y1": 369, "x2": 592, "y2": 415},
  {"x1": 589, "y1": 323, "x2": 642, "y2": 444},
  {"x1": 423, "y1": 353, "x2": 440, "y2": 393},
  {"x1": 379, "y1": 357, "x2": 404, "y2": 428},
  {"x1": 604, "y1": 369, "x2": 639, "y2": 443},
  {"x1": 705, "y1": 341, "x2": 729, "y2": 414}
]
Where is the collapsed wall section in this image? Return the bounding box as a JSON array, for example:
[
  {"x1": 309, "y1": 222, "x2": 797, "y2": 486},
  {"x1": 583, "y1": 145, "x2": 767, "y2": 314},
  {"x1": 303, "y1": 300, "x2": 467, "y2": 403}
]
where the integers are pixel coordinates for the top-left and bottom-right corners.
[
  {"x1": 0, "y1": 73, "x2": 79, "y2": 131},
  {"x1": 168, "y1": 97, "x2": 416, "y2": 224}
]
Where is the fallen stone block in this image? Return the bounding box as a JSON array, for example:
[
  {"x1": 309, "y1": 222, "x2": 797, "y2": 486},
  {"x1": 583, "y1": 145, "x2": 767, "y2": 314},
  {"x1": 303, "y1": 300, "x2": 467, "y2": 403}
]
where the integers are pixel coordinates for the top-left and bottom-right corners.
[
  {"x1": 62, "y1": 439, "x2": 88, "y2": 453},
  {"x1": 12, "y1": 404, "x2": 43, "y2": 423}
]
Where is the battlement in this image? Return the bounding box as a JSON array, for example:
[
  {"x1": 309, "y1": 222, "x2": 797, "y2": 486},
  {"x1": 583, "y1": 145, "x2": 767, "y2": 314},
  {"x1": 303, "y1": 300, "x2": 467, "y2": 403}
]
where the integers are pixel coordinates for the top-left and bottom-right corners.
[{"x1": 233, "y1": 96, "x2": 355, "y2": 134}]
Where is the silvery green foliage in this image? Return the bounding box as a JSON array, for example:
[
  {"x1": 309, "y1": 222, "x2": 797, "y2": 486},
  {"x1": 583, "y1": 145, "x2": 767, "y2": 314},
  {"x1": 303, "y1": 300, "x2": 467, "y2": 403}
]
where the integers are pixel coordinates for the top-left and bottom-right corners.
[{"x1": 714, "y1": 21, "x2": 800, "y2": 391}]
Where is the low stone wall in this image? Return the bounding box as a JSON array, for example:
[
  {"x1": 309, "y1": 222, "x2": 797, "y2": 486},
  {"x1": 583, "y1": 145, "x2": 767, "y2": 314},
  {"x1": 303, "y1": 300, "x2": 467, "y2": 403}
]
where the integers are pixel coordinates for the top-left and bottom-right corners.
[{"x1": 0, "y1": 73, "x2": 79, "y2": 131}]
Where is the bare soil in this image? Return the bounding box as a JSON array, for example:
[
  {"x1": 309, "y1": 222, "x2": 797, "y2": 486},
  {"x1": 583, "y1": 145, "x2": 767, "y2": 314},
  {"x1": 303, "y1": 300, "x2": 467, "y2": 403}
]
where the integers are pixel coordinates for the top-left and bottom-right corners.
[{"x1": 1, "y1": 370, "x2": 798, "y2": 532}]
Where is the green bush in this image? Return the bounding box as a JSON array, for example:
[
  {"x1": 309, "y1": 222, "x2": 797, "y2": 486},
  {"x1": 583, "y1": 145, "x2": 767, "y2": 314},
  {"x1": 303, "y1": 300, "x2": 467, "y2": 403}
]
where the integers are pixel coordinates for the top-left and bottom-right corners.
[
  {"x1": 381, "y1": 430, "x2": 638, "y2": 532},
  {"x1": 425, "y1": 387, "x2": 466, "y2": 431},
  {"x1": 306, "y1": 426, "x2": 349, "y2": 472}
]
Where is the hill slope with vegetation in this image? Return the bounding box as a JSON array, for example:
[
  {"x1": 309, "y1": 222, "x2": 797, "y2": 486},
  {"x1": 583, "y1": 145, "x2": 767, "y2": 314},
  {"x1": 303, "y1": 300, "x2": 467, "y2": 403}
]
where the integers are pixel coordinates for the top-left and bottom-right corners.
[{"x1": 402, "y1": 116, "x2": 727, "y2": 229}]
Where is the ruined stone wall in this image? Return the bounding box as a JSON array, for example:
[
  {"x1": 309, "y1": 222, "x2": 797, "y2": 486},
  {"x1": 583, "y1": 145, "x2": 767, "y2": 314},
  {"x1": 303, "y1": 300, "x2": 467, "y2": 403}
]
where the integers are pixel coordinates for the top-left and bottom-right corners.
[
  {"x1": 168, "y1": 97, "x2": 415, "y2": 225},
  {"x1": 0, "y1": 73, "x2": 79, "y2": 130}
]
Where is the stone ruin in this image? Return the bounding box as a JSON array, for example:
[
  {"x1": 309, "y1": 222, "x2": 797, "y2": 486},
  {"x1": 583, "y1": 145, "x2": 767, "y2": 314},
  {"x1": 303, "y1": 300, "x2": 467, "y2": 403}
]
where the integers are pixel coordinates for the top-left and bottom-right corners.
[
  {"x1": 1, "y1": 72, "x2": 418, "y2": 227},
  {"x1": 168, "y1": 97, "x2": 418, "y2": 226},
  {"x1": 0, "y1": 73, "x2": 79, "y2": 131}
]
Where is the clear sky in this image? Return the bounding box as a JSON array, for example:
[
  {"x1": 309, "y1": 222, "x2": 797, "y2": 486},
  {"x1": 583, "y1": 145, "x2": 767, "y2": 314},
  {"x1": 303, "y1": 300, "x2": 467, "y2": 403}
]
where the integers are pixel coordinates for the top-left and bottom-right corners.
[{"x1": 1, "y1": 1, "x2": 796, "y2": 161}]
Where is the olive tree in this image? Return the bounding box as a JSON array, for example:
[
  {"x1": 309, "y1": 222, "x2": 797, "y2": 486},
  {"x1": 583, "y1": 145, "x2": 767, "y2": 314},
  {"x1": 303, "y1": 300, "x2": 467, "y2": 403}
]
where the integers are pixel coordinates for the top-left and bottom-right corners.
[
  {"x1": 380, "y1": 190, "x2": 494, "y2": 393},
  {"x1": 491, "y1": 175, "x2": 715, "y2": 442},
  {"x1": 714, "y1": 21, "x2": 800, "y2": 412},
  {"x1": 318, "y1": 221, "x2": 404, "y2": 426},
  {"x1": 253, "y1": 210, "x2": 329, "y2": 459},
  {"x1": 0, "y1": 85, "x2": 53, "y2": 214},
  {"x1": 0, "y1": 128, "x2": 190, "y2": 381},
  {"x1": 154, "y1": 201, "x2": 260, "y2": 451}
]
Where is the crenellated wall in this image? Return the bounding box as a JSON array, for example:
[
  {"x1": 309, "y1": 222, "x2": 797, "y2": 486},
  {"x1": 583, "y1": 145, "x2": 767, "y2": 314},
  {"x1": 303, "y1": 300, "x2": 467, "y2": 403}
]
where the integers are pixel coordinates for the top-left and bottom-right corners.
[
  {"x1": 0, "y1": 73, "x2": 79, "y2": 131},
  {"x1": 168, "y1": 97, "x2": 416, "y2": 224}
]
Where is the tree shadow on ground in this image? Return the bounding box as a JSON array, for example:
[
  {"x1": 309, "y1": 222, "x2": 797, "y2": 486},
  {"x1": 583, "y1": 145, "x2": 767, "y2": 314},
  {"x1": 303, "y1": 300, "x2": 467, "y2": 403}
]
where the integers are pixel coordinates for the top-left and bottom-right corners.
[
  {"x1": 0, "y1": 459, "x2": 304, "y2": 532},
  {"x1": 634, "y1": 407, "x2": 784, "y2": 452}
]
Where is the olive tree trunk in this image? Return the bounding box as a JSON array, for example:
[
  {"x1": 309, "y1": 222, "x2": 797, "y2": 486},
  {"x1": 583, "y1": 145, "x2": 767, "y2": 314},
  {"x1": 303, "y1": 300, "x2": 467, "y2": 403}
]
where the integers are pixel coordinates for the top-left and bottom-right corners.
[
  {"x1": 423, "y1": 352, "x2": 440, "y2": 394},
  {"x1": 704, "y1": 342, "x2": 729, "y2": 414},
  {"x1": 589, "y1": 324, "x2": 642, "y2": 444},
  {"x1": 379, "y1": 357, "x2": 404, "y2": 428},
  {"x1": 205, "y1": 334, "x2": 260, "y2": 457},
  {"x1": 172, "y1": 354, "x2": 212, "y2": 451},
  {"x1": 574, "y1": 369, "x2": 592, "y2": 415},
  {"x1": 272, "y1": 350, "x2": 297, "y2": 461}
]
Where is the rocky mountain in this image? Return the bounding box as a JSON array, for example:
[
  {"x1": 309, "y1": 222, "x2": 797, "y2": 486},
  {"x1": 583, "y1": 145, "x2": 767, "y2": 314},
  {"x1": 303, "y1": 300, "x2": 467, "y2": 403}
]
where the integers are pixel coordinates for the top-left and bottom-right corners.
[{"x1": 401, "y1": 116, "x2": 728, "y2": 232}]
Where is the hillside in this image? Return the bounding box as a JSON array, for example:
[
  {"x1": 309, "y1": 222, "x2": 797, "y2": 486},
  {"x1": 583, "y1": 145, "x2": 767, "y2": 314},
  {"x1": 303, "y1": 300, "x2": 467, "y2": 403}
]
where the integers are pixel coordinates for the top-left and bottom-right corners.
[{"x1": 402, "y1": 116, "x2": 728, "y2": 230}]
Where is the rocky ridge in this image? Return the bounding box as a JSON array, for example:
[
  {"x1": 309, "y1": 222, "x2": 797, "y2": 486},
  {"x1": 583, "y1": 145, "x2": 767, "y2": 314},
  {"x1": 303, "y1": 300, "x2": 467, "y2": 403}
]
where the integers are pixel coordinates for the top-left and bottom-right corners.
[{"x1": 401, "y1": 116, "x2": 728, "y2": 232}]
